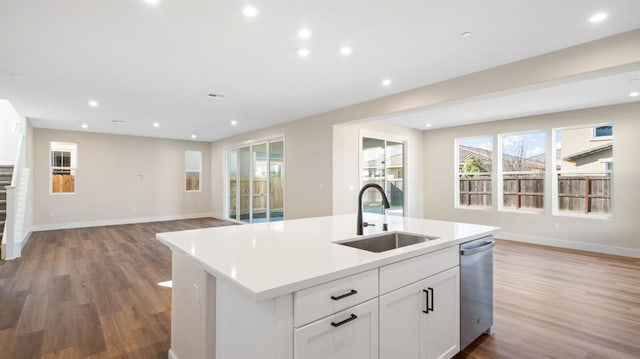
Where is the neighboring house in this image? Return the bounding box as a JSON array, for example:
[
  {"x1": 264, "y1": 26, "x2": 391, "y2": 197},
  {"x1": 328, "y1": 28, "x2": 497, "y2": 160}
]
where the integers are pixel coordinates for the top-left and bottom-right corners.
[
  {"x1": 458, "y1": 145, "x2": 546, "y2": 172},
  {"x1": 560, "y1": 125, "x2": 613, "y2": 172}
]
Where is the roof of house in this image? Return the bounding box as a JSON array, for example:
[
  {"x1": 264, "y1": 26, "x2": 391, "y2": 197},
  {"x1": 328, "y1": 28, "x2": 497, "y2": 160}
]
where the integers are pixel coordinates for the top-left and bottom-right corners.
[{"x1": 563, "y1": 143, "x2": 613, "y2": 161}]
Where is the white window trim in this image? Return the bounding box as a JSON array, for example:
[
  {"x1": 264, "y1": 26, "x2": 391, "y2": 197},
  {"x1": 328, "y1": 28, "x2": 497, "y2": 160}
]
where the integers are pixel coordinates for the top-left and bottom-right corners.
[
  {"x1": 49, "y1": 142, "x2": 77, "y2": 195},
  {"x1": 185, "y1": 150, "x2": 202, "y2": 192},
  {"x1": 497, "y1": 130, "x2": 546, "y2": 213},
  {"x1": 454, "y1": 135, "x2": 494, "y2": 210},
  {"x1": 552, "y1": 125, "x2": 613, "y2": 218},
  {"x1": 591, "y1": 125, "x2": 613, "y2": 140}
]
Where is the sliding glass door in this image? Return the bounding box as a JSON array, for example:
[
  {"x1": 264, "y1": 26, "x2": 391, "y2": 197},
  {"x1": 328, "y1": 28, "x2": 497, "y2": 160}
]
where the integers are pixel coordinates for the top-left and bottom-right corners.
[
  {"x1": 361, "y1": 136, "x2": 404, "y2": 216},
  {"x1": 226, "y1": 139, "x2": 284, "y2": 223}
]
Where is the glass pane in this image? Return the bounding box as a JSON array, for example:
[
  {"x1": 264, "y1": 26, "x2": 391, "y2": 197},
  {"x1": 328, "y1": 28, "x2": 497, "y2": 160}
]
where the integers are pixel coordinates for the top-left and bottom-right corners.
[
  {"x1": 239, "y1": 146, "x2": 251, "y2": 223},
  {"x1": 362, "y1": 137, "x2": 385, "y2": 214},
  {"x1": 185, "y1": 151, "x2": 202, "y2": 191},
  {"x1": 501, "y1": 132, "x2": 546, "y2": 172},
  {"x1": 252, "y1": 143, "x2": 268, "y2": 223},
  {"x1": 556, "y1": 125, "x2": 612, "y2": 214},
  {"x1": 227, "y1": 149, "x2": 238, "y2": 220},
  {"x1": 269, "y1": 141, "x2": 284, "y2": 222},
  {"x1": 385, "y1": 141, "x2": 403, "y2": 216},
  {"x1": 50, "y1": 142, "x2": 77, "y2": 194},
  {"x1": 458, "y1": 137, "x2": 493, "y2": 207}
]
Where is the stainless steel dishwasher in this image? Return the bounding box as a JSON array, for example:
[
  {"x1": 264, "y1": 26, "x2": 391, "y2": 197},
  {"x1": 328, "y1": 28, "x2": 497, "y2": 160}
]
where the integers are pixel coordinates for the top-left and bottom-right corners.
[{"x1": 460, "y1": 236, "x2": 495, "y2": 350}]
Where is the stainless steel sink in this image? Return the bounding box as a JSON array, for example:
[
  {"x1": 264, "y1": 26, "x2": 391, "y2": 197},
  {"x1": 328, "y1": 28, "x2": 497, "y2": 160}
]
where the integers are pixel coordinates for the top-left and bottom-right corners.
[{"x1": 336, "y1": 232, "x2": 439, "y2": 253}]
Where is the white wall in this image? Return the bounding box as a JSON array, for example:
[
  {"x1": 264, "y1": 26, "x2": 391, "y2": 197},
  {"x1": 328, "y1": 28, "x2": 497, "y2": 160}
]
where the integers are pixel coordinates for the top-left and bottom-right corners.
[
  {"x1": 209, "y1": 30, "x2": 640, "y2": 222},
  {"x1": 332, "y1": 121, "x2": 424, "y2": 217},
  {"x1": 32, "y1": 128, "x2": 212, "y2": 229},
  {"x1": 210, "y1": 116, "x2": 333, "y2": 220},
  {"x1": 422, "y1": 103, "x2": 640, "y2": 256},
  {"x1": 0, "y1": 99, "x2": 21, "y2": 164}
]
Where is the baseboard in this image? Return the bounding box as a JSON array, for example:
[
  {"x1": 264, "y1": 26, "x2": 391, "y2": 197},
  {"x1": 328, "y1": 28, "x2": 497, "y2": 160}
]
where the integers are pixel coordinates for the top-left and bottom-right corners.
[
  {"x1": 499, "y1": 232, "x2": 640, "y2": 258},
  {"x1": 31, "y1": 212, "x2": 215, "y2": 232},
  {"x1": 168, "y1": 349, "x2": 179, "y2": 359}
]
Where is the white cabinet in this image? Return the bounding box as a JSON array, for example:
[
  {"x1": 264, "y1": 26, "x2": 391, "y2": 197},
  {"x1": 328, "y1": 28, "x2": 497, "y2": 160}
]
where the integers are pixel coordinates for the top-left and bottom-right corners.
[
  {"x1": 379, "y1": 267, "x2": 460, "y2": 359},
  {"x1": 294, "y1": 298, "x2": 379, "y2": 359}
]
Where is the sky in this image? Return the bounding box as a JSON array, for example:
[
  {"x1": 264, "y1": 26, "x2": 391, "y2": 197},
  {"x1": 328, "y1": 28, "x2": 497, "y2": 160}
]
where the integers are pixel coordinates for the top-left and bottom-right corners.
[{"x1": 460, "y1": 132, "x2": 546, "y2": 158}]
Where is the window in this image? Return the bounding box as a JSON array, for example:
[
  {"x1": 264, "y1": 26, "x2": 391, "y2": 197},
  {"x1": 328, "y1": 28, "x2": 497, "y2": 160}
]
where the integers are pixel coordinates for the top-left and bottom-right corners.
[
  {"x1": 50, "y1": 142, "x2": 77, "y2": 194},
  {"x1": 226, "y1": 138, "x2": 284, "y2": 223},
  {"x1": 499, "y1": 131, "x2": 545, "y2": 211},
  {"x1": 185, "y1": 151, "x2": 202, "y2": 191},
  {"x1": 554, "y1": 124, "x2": 612, "y2": 215},
  {"x1": 593, "y1": 125, "x2": 613, "y2": 139},
  {"x1": 456, "y1": 137, "x2": 493, "y2": 208},
  {"x1": 361, "y1": 136, "x2": 404, "y2": 216}
]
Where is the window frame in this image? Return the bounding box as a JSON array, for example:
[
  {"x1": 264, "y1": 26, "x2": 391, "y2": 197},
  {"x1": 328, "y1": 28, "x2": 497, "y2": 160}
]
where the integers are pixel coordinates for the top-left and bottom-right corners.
[
  {"x1": 454, "y1": 135, "x2": 494, "y2": 210},
  {"x1": 552, "y1": 123, "x2": 613, "y2": 219},
  {"x1": 184, "y1": 150, "x2": 203, "y2": 192},
  {"x1": 49, "y1": 141, "x2": 77, "y2": 195},
  {"x1": 359, "y1": 131, "x2": 407, "y2": 217}
]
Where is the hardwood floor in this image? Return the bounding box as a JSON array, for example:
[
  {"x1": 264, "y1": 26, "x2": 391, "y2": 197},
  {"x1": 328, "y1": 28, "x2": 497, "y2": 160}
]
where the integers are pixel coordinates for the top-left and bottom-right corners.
[
  {"x1": 455, "y1": 240, "x2": 640, "y2": 359},
  {"x1": 0, "y1": 218, "x2": 235, "y2": 359},
  {"x1": 1, "y1": 220, "x2": 639, "y2": 358}
]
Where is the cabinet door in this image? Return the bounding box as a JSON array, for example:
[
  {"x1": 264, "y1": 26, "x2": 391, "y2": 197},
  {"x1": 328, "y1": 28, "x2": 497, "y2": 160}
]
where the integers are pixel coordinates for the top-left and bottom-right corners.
[
  {"x1": 294, "y1": 298, "x2": 378, "y2": 359},
  {"x1": 379, "y1": 278, "x2": 427, "y2": 359},
  {"x1": 423, "y1": 267, "x2": 460, "y2": 359},
  {"x1": 380, "y1": 267, "x2": 460, "y2": 359}
]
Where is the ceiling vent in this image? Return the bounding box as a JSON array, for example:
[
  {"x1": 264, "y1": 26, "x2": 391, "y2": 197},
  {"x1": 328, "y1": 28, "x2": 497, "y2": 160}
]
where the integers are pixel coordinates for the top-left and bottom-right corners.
[{"x1": 207, "y1": 93, "x2": 226, "y2": 99}]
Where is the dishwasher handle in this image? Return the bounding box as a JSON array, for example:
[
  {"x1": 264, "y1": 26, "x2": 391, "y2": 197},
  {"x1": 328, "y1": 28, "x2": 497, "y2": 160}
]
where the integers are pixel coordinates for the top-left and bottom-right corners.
[{"x1": 460, "y1": 240, "x2": 495, "y2": 256}]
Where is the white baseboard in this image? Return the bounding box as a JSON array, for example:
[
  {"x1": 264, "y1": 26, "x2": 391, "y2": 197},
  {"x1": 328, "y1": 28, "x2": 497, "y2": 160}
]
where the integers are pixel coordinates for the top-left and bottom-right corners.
[
  {"x1": 168, "y1": 349, "x2": 178, "y2": 359},
  {"x1": 499, "y1": 232, "x2": 640, "y2": 258},
  {"x1": 31, "y1": 212, "x2": 215, "y2": 232}
]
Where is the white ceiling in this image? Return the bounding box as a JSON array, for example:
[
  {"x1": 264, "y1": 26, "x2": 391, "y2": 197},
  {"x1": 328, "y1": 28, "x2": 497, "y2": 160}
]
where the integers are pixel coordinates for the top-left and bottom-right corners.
[
  {"x1": 1, "y1": 1, "x2": 639, "y2": 141},
  {"x1": 380, "y1": 67, "x2": 640, "y2": 130}
]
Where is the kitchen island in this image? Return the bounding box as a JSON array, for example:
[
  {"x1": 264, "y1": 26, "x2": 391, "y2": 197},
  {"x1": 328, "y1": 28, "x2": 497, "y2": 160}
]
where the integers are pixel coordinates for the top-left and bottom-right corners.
[{"x1": 157, "y1": 214, "x2": 499, "y2": 359}]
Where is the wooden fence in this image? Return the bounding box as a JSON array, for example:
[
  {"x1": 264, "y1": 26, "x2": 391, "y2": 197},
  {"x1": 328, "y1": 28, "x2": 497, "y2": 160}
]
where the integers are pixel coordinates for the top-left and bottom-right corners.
[
  {"x1": 229, "y1": 178, "x2": 284, "y2": 216},
  {"x1": 460, "y1": 176, "x2": 611, "y2": 213},
  {"x1": 185, "y1": 175, "x2": 200, "y2": 191},
  {"x1": 52, "y1": 174, "x2": 75, "y2": 193}
]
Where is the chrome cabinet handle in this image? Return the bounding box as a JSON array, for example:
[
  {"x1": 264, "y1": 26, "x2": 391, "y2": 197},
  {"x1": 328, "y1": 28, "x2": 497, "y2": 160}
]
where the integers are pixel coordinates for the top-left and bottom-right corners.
[
  {"x1": 331, "y1": 289, "x2": 358, "y2": 301},
  {"x1": 331, "y1": 314, "x2": 358, "y2": 328}
]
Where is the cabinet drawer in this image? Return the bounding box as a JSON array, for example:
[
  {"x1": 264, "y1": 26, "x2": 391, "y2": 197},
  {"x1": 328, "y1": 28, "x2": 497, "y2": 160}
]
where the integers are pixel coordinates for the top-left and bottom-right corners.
[
  {"x1": 294, "y1": 298, "x2": 379, "y2": 359},
  {"x1": 294, "y1": 269, "x2": 378, "y2": 327},
  {"x1": 379, "y1": 246, "x2": 459, "y2": 295}
]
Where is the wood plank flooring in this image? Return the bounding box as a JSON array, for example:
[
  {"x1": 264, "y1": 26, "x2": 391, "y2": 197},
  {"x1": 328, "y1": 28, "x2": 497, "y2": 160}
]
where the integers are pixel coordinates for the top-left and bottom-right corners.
[
  {"x1": 1, "y1": 219, "x2": 639, "y2": 358},
  {"x1": 0, "y1": 218, "x2": 235, "y2": 359},
  {"x1": 455, "y1": 240, "x2": 640, "y2": 359}
]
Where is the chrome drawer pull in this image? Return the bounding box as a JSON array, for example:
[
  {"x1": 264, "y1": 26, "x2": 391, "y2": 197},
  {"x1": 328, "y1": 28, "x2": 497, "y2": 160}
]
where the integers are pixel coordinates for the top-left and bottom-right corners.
[
  {"x1": 331, "y1": 314, "x2": 358, "y2": 328},
  {"x1": 331, "y1": 289, "x2": 358, "y2": 301}
]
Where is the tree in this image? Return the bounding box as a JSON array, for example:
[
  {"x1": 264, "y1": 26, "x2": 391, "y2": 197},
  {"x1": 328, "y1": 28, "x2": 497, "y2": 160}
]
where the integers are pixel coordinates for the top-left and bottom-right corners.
[{"x1": 462, "y1": 156, "x2": 486, "y2": 173}]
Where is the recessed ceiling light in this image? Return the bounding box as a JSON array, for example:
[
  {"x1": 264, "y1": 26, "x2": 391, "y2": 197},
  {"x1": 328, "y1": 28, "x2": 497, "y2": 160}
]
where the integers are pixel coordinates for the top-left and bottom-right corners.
[
  {"x1": 589, "y1": 12, "x2": 608, "y2": 23},
  {"x1": 298, "y1": 28, "x2": 312, "y2": 39},
  {"x1": 340, "y1": 46, "x2": 353, "y2": 56},
  {"x1": 242, "y1": 5, "x2": 259, "y2": 18},
  {"x1": 425, "y1": 123, "x2": 432, "y2": 128},
  {"x1": 10, "y1": 74, "x2": 21, "y2": 79},
  {"x1": 191, "y1": 134, "x2": 197, "y2": 139},
  {"x1": 153, "y1": 122, "x2": 160, "y2": 128},
  {"x1": 381, "y1": 78, "x2": 392, "y2": 87},
  {"x1": 81, "y1": 124, "x2": 88, "y2": 129},
  {"x1": 630, "y1": 78, "x2": 640, "y2": 82},
  {"x1": 207, "y1": 93, "x2": 226, "y2": 99},
  {"x1": 630, "y1": 91, "x2": 640, "y2": 97},
  {"x1": 143, "y1": 0, "x2": 161, "y2": 5},
  {"x1": 461, "y1": 32, "x2": 473, "y2": 38},
  {"x1": 88, "y1": 100, "x2": 99, "y2": 107},
  {"x1": 297, "y1": 49, "x2": 310, "y2": 58},
  {"x1": 230, "y1": 120, "x2": 238, "y2": 126}
]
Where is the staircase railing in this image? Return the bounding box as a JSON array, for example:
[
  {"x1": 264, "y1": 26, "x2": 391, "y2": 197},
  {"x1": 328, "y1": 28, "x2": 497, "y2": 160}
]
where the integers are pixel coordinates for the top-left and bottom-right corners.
[{"x1": 3, "y1": 124, "x2": 29, "y2": 260}]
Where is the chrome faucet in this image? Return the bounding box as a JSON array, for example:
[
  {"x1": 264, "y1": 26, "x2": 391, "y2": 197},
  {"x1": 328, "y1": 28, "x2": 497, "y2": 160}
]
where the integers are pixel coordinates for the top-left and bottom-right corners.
[{"x1": 357, "y1": 183, "x2": 390, "y2": 235}]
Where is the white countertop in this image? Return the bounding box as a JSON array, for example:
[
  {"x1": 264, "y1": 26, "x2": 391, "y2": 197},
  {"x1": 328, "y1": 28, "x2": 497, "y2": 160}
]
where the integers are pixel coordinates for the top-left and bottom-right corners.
[{"x1": 156, "y1": 214, "x2": 499, "y2": 301}]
